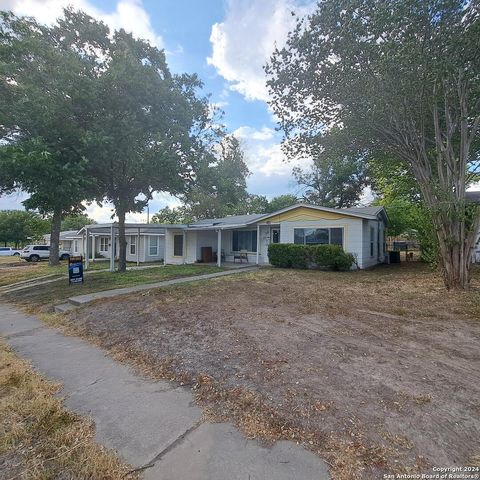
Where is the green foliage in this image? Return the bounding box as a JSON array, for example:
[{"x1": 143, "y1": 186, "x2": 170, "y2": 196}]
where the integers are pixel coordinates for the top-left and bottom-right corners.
[
  {"x1": 268, "y1": 244, "x2": 308, "y2": 269},
  {"x1": 293, "y1": 129, "x2": 368, "y2": 208},
  {"x1": 266, "y1": 0, "x2": 480, "y2": 288},
  {"x1": 268, "y1": 243, "x2": 354, "y2": 271},
  {"x1": 181, "y1": 136, "x2": 251, "y2": 219},
  {"x1": 60, "y1": 214, "x2": 96, "y2": 231},
  {"x1": 0, "y1": 12, "x2": 99, "y2": 214},
  {"x1": 152, "y1": 206, "x2": 194, "y2": 224},
  {"x1": 0, "y1": 210, "x2": 50, "y2": 246},
  {"x1": 265, "y1": 195, "x2": 298, "y2": 213}
]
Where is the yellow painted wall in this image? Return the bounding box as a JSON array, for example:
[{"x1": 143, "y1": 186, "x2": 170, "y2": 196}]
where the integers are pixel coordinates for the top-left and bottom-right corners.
[{"x1": 261, "y1": 206, "x2": 356, "y2": 223}]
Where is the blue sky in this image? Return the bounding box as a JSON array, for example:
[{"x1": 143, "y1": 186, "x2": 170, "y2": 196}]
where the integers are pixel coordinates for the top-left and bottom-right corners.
[{"x1": 1, "y1": 0, "x2": 315, "y2": 222}]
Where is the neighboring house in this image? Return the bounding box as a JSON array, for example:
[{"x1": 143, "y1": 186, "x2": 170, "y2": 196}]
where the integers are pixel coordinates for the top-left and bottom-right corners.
[
  {"x1": 163, "y1": 203, "x2": 388, "y2": 269},
  {"x1": 47, "y1": 224, "x2": 166, "y2": 265},
  {"x1": 466, "y1": 191, "x2": 480, "y2": 263},
  {"x1": 43, "y1": 230, "x2": 82, "y2": 253}
]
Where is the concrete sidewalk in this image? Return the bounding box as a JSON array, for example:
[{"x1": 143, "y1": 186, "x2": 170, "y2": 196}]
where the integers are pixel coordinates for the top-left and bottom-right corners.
[
  {"x1": 65, "y1": 267, "x2": 259, "y2": 307},
  {"x1": 0, "y1": 304, "x2": 330, "y2": 480}
]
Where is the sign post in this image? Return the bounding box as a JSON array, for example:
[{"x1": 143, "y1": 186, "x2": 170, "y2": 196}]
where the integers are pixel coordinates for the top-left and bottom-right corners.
[{"x1": 68, "y1": 255, "x2": 84, "y2": 285}]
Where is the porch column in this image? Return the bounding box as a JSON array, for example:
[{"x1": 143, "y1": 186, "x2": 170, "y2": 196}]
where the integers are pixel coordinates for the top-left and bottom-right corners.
[
  {"x1": 217, "y1": 229, "x2": 222, "y2": 267},
  {"x1": 137, "y1": 227, "x2": 140, "y2": 266},
  {"x1": 256, "y1": 224, "x2": 260, "y2": 265},
  {"x1": 183, "y1": 231, "x2": 187, "y2": 265},
  {"x1": 85, "y1": 228, "x2": 89, "y2": 270},
  {"x1": 109, "y1": 225, "x2": 115, "y2": 272},
  {"x1": 163, "y1": 230, "x2": 167, "y2": 266},
  {"x1": 91, "y1": 235, "x2": 95, "y2": 263}
]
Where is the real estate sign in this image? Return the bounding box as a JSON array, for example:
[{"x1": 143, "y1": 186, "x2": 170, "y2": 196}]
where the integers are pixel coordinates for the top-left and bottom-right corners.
[{"x1": 68, "y1": 256, "x2": 84, "y2": 284}]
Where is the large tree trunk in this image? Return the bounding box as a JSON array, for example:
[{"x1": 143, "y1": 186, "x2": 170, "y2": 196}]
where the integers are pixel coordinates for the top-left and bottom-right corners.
[
  {"x1": 49, "y1": 207, "x2": 62, "y2": 266},
  {"x1": 117, "y1": 205, "x2": 127, "y2": 272}
]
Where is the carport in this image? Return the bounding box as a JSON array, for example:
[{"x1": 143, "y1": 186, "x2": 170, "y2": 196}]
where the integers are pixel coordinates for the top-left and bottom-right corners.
[{"x1": 78, "y1": 223, "x2": 166, "y2": 272}]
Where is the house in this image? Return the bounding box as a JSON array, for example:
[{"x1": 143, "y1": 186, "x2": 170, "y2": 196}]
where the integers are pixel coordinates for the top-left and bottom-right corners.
[
  {"x1": 44, "y1": 230, "x2": 82, "y2": 252},
  {"x1": 47, "y1": 224, "x2": 166, "y2": 269},
  {"x1": 48, "y1": 203, "x2": 388, "y2": 270},
  {"x1": 466, "y1": 191, "x2": 480, "y2": 263},
  {"x1": 162, "y1": 203, "x2": 388, "y2": 269}
]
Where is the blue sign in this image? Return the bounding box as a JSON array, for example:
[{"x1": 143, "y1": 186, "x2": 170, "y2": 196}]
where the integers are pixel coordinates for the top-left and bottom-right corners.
[{"x1": 68, "y1": 256, "x2": 84, "y2": 284}]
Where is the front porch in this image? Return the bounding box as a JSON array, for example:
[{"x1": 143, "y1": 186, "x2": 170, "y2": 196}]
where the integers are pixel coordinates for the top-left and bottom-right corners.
[{"x1": 164, "y1": 224, "x2": 280, "y2": 267}]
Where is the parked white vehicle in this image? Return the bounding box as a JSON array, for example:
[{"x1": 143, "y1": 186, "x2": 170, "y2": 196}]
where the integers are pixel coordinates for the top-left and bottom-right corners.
[
  {"x1": 20, "y1": 245, "x2": 70, "y2": 262},
  {"x1": 0, "y1": 247, "x2": 22, "y2": 256}
]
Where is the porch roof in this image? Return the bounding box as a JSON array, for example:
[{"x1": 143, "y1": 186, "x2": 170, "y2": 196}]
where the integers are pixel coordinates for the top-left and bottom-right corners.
[{"x1": 77, "y1": 223, "x2": 165, "y2": 236}]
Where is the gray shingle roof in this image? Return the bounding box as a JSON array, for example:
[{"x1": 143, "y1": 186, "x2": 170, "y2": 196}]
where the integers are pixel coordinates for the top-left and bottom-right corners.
[
  {"x1": 466, "y1": 191, "x2": 480, "y2": 203},
  {"x1": 189, "y1": 204, "x2": 385, "y2": 227},
  {"x1": 190, "y1": 213, "x2": 265, "y2": 226},
  {"x1": 342, "y1": 206, "x2": 384, "y2": 216}
]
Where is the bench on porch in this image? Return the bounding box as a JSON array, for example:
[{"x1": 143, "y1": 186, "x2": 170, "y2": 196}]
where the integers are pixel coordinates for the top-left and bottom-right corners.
[{"x1": 233, "y1": 249, "x2": 249, "y2": 263}]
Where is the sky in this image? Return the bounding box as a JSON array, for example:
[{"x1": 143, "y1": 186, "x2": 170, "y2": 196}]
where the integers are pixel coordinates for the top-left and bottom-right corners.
[{"x1": 0, "y1": 0, "x2": 317, "y2": 222}]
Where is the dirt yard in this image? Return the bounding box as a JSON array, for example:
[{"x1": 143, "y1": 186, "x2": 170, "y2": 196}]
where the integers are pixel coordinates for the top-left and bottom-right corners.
[{"x1": 61, "y1": 263, "x2": 480, "y2": 479}]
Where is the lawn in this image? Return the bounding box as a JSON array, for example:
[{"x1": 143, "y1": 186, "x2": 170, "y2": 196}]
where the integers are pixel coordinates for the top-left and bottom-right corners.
[
  {"x1": 50, "y1": 262, "x2": 480, "y2": 479},
  {"x1": 2, "y1": 264, "x2": 223, "y2": 309},
  {"x1": 0, "y1": 340, "x2": 135, "y2": 479},
  {"x1": 0, "y1": 257, "x2": 111, "y2": 287}
]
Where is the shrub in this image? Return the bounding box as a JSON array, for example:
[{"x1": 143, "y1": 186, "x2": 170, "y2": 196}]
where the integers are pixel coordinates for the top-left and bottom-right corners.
[
  {"x1": 268, "y1": 243, "x2": 354, "y2": 271},
  {"x1": 267, "y1": 243, "x2": 308, "y2": 269}
]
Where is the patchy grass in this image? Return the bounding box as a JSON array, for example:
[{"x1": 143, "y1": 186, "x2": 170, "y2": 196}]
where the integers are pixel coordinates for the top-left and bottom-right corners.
[
  {"x1": 0, "y1": 258, "x2": 111, "y2": 287},
  {"x1": 0, "y1": 340, "x2": 136, "y2": 479},
  {"x1": 50, "y1": 262, "x2": 480, "y2": 480},
  {"x1": 2, "y1": 264, "x2": 224, "y2": 311}
]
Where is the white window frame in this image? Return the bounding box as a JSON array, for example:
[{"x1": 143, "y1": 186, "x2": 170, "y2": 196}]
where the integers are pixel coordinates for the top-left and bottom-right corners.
[
  {"x1": 99, "y1": 237, "x2": 108, "y2": 252},
  {"x1": 293, "y1": 227, "x2": 344, "y2": 248},
  {"x1": 130, "y1": 235, "x2": 136, "y2": 255},
  {"x1": 149, "y1": 236, "x2": 159, "y2": 256},
  {"x1": 73, "y1": 240, "x2": 78, "y2": 253}
]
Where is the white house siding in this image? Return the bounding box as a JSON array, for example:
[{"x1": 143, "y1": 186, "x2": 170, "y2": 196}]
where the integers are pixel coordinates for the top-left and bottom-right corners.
[
  {"x1": 361, "y1": 219, "x2": 386, "y2": 269},
  {"x1": 278, "y1": 217, "x2": 365, "y2": 267}
]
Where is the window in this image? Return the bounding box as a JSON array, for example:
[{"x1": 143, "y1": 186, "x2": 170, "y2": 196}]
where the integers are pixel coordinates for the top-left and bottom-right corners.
[
  {"x1": 73, "y1": 240, "x2": 78, "y2": 253},
  {"x1": 0, "y1": 247, "x2": 8, "y2": 251},
  {"x1": 33, "y1": 246, "x2": 49, "y2": 251},
  {"x1": 130, "y1": 235, "x2": 136, "y2": 255},
  {"x1": 100, "y1": 237, "x2": 108, "y2": 252},
  {"x1": 232, "y1": 230, "x2": 257, "y2": 252},
  {"x1": 370, "y1": 227, "x2": 375, "y2": 257},
  {"x1": 173, "y1": 234, "x2": 183, "y2": 256},
  {"x1": 294, "y1": 228, "x2": 343, "y2": 246},
  {"x1": 149, "y1": 236, "x2": 159, "y2": 256}
]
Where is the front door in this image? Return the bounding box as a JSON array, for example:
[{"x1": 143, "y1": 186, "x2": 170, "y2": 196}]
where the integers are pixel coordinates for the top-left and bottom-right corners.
[{"x1": 271, "y1": 228, "x2": 280, "y2": 244}]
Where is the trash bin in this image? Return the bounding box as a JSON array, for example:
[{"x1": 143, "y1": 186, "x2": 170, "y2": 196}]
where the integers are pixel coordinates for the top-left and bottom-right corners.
[{"x1": 388, "y1": 251, "x2": 401, "y2": 264}]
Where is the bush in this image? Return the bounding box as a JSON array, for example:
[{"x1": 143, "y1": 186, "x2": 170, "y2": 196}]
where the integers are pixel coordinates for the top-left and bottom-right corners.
[
  {"x1": 268, "y1": 243, "x2": 354, "y2": 271},
  {"x1": 268, "y1": 244, "x2": 308, "y2": 269}
]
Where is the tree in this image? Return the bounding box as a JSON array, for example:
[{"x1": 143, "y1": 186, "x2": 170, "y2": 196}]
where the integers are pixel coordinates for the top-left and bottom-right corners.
[
  {"x1": 57, "y1": 11, "x2": 216, "y2": 272},
  {"x1": 152, "y1": 206, "x2": 194, "y2": 224},
  {"x1": 0, "y1": 210, "x2": 50, "y2": 246},
  {"x1": 265, "y1": 194, "x2": 298, "y2": 213},
  {"x1": 293, "y1": 128, "x2": 367, "y2": 208},
  {"x1": 61, "y1": 213, "x2": 96, "y2": 231},
  {"x1": 294, "y1": 156, "x2": 367, "y2": 208},
  {"x1": 266, "y1": 0, "x2": 480, "y2": 289},
  {"x1": 181, "y1": 135, "x2": 251, "y2": 220},
  {"x1": 0, "y1": 12, "x2": 99, "y2": 265}
]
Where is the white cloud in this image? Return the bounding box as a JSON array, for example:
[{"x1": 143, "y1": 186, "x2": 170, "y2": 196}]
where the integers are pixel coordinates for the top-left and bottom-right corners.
[
  {"x1": 83, "y1": 192, "x2": 181, "y2": 223},
  {"x1": 207, "y1": 0, "x2": 314, "y2": 102},
  {"x1": 6, "y1": 0, "x2": 163, "y2": 48},
  {"x1": 234, "y1": 126, "x2": 275, "y2": 141}
]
